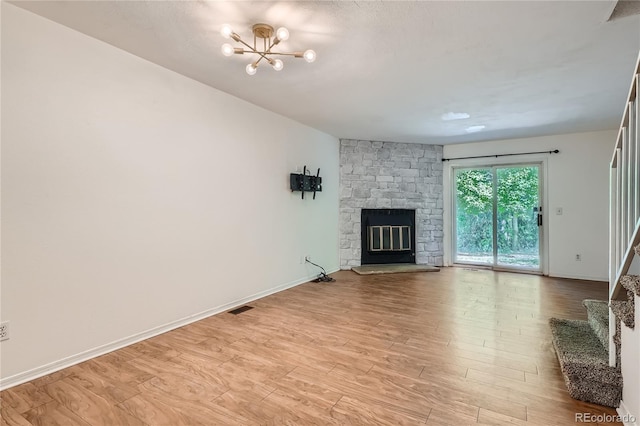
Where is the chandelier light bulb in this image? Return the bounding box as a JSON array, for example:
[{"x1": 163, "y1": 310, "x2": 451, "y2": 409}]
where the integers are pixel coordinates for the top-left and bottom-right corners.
[
  {"x1": 246, "y1": 63, "x2": 258, "y2": 75},
  {"x1": 221, "y1": 43, "x2": 234, "y2": 57},
  {"x1": 221, "y1": 25, "x2": 233, "y2": 39},
  {"x1": 275, "y1": 27, "x2": 289, "y2": 41},
  {"x1": 272, "y1": 59, "x2": 284, "y2": 71},
  {"x1": 303, "y1": 49, "x2": 317, "y2": 63}
]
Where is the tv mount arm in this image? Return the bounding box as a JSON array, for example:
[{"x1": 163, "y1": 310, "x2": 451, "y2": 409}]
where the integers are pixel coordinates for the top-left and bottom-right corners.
[
  {"x1": 302, "y1": 165, "x2": 306, "y2": 199},
  {"x1": 313, "y1": 168, "x2": 320, "y2": 200},
  {"x1": 289, "y1": 166, "x2": 322, "y2": 200}
]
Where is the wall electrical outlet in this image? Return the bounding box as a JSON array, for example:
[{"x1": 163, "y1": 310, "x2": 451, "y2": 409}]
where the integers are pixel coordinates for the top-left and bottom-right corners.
[
  {"x1": 0, "y1": 321, "x2": 9, "y2": 341},
  {"x1": 575, "y1": 254, "x2": 582, "y2": 261}
]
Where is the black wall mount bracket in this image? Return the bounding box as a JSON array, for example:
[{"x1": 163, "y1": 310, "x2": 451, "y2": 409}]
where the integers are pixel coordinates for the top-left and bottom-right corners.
[{"x1": 290, "y1": 166, "x2": 322, "y2": 199}]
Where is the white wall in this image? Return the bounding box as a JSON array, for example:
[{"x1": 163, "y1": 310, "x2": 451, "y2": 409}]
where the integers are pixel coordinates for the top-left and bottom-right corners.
[
  {"x1": 443, "y1": 130, "x2": 615, "y2": 281},
  {"x1": 620, "y1": 297, "x2": 640, "y2": 426},
  {"x1": 1, "y1": 3, "x2": 339, "y2": 388}
]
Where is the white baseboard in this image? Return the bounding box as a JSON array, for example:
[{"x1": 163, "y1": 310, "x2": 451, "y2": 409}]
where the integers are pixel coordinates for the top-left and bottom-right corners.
[
  {"x1": 548, "y1": 272, "x2": 608, "y2": 282},
  {"x1": 0, "y1": 270, "x2": 338, "y2": 391},
  {"x1": 618, "y1": 400, "x2": 639, "y2": 426}
]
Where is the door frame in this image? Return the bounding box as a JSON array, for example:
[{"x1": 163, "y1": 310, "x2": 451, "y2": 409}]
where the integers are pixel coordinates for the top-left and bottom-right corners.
[{"x1": 448, "y1": 160, "x2": 548, "y2": 275}]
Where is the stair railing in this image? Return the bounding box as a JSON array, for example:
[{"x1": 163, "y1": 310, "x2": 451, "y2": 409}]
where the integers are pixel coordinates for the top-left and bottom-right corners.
[
  {"x1": 609, "y1": 53, "x2": 640, "y2": 366},
  {"x1": 610, "y1": 57, "x2": 640, "y2": 300}
]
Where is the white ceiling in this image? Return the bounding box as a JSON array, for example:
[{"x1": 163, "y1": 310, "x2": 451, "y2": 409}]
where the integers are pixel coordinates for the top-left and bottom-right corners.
[{"x1": 11, "y1": 1, "x2": 640, "y2": 144}]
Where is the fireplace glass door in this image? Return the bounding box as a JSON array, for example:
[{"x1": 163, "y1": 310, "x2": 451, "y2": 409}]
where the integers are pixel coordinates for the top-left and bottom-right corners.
[{"x1": 369, "y1": 225, "x2": 411, "y2": 252}]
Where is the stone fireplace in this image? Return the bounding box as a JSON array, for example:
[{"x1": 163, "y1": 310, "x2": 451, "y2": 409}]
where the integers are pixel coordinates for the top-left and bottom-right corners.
[{"x1": 340, "y1": 139, "x2": 443, "y2": 269}]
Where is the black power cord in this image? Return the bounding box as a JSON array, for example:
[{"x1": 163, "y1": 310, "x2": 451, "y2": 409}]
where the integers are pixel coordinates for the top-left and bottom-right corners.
[{"x1": 305, "y1": 258, "x2": 335, "y2": 282}]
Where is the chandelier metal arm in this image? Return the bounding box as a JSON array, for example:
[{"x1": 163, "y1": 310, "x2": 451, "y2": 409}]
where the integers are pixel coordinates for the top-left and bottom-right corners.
[
  {"x1": 266, "y1": 38, "x2": 279, "y2": 54},
  {"x1": 234, "y1": 37, "x2": 271, "y2": 65},
  {"x1": 234, "y1": 36, "x2": 289, "y2": 67},
  {"x1": 235, "y1": 37, "x2": 259, "y2": 54},
  {"x1": 233, "y1": 50, "x2": 303, "y2": 57}
]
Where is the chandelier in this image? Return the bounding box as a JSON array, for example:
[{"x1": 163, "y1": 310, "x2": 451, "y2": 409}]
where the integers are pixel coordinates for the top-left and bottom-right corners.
[{"x1": 220, "y1": 23, "x2": 316, "y2": 75}]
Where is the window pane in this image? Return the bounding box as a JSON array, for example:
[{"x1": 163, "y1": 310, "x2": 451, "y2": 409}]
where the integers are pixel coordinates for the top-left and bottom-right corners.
[{"x1": 455, "y1": 168, "x2": 493, "y2": 264}]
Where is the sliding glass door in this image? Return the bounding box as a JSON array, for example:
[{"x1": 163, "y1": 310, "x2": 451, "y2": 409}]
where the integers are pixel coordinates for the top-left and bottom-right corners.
[{"x1": 454, "y1": 164, "x2": 542, "y2": 272}]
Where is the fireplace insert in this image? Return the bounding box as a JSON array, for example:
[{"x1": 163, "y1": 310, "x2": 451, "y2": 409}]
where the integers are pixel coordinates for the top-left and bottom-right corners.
[{"x1": 360, "y1": 209, "x2": 416, "y2": 265}]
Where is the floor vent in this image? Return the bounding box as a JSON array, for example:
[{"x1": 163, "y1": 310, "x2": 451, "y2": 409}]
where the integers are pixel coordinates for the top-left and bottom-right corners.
[{"x1": 228, "y1": 305, "x2": 254, "y2": 315}]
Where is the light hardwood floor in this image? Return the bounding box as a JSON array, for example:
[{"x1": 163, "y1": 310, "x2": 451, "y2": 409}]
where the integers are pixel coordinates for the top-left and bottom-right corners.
[{"x1": 1, "y1": 267, "x2": 623, "y2": 425}]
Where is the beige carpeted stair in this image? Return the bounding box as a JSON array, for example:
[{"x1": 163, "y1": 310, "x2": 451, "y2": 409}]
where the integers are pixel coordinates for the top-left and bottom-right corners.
[
  {"x1": 549, "y1": 244, "x2": 639, "y2": 408},
  {"x1": 583, "y1": 299, "x2": 609, "y2": 349},
  {"x1": 618, "y1": 274, "x2": 639, "y2": 329},
  {"x1": 549, "y1": 303, "x2": 622, "y2": 407}
]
